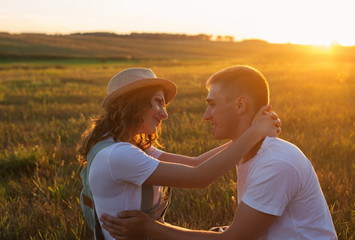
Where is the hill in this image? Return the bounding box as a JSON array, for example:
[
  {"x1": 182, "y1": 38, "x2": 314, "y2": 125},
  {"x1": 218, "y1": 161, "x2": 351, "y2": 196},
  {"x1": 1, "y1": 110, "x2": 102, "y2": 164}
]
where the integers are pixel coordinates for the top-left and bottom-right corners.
[{"x1": 0, "y1": 32, "x2": 354, "y2": 62}]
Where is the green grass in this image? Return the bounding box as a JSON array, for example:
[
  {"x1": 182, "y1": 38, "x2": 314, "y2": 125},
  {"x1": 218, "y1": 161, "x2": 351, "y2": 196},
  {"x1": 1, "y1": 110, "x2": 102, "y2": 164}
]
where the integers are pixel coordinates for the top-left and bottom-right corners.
[{"x1": 0, "y1": 54, "x2": 354, "y2": 239}]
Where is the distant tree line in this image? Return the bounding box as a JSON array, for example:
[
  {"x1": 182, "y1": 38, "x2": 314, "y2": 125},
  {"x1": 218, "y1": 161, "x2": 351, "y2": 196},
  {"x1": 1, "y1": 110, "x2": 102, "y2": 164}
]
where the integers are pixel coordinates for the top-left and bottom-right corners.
[
  {"x1": 215, "y1": 35, "x2": 235, "y2": 42},
  {"x1": 0, "y1": 32, "x2": 272, "y2": 43},
  {"x1": 70, "y1": 32, "x2": 235, "y2": 41}
]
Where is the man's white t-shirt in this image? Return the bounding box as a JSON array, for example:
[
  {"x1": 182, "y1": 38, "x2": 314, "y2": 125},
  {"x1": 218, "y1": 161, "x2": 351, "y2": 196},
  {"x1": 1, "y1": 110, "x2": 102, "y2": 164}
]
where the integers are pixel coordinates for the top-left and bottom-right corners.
[
  {"x1": 89, "y1": 139, "x2": 163, "y2": 240},
  {"x1": 237, "y1": 137, "x2": 337, "y2": 240}
]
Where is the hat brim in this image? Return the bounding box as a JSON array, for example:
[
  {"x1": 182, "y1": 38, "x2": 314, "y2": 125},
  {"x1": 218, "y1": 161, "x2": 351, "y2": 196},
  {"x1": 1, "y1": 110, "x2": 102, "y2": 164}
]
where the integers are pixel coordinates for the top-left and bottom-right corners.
[{"x1": 102, "y1": 78, "x2": 177, "y2": 108}]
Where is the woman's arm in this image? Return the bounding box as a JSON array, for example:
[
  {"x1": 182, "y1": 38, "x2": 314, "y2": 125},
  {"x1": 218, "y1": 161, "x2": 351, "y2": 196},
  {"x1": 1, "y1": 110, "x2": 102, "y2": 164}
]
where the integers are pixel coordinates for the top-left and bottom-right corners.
[
  {"x1": 158, "y1": 141, "x2": 232, "y2": 166},
  {"x1": 144, "y1": 106, "x2": 280, "y2": 188},
  {"x1": 145, "y1": 126, "x2": 262, "y2": 188}
]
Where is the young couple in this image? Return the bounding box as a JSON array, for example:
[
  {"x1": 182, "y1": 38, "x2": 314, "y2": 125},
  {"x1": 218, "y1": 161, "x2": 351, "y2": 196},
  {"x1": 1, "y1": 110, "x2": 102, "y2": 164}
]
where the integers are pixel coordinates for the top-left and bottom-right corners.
[{"x1": 79, "y1": 66, "x2": 336, "y2": 239}]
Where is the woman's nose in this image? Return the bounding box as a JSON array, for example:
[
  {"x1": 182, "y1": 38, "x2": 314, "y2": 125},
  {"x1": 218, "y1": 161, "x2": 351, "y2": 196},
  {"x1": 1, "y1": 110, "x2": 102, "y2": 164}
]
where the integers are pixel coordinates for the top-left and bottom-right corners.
[{"x1": 160, "y1": 107, "x2": 168, "y2": 119}]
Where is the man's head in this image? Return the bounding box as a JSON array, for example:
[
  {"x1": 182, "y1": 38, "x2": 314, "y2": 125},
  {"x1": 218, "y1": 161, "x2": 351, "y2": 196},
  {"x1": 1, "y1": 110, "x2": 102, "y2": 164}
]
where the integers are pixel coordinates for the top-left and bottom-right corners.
[{"x1": 203, "y1": 65, "x2": 269, "y2": 141}]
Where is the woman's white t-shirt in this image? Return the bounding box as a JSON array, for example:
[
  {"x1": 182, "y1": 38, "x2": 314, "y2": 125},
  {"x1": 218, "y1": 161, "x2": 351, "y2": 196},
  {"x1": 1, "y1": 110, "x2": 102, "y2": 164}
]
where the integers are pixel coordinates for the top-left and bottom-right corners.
[{"x1": 89, "y1": 139, "x2": 163, "y2": 239}]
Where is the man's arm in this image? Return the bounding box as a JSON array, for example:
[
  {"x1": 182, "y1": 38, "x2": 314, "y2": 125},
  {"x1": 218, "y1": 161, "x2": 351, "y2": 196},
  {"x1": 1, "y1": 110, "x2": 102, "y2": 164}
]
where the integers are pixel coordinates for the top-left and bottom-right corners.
[
  {"x1": 223, "y1": 202, "x2": 276, "y2": 240},
  {"x1": 101, "y1": 211, "x2": 223, "y2": 240},
  {"x1": 101, "y1": 202, "x2": 276, "y2": 240}
]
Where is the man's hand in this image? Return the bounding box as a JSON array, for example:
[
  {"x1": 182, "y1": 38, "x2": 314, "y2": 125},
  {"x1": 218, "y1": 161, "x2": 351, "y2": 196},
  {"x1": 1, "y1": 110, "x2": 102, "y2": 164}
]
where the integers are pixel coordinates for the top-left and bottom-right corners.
[
  {"x1": 251, "y1": 105, "x2": 282, "y2": 137},
  {"x1": 100, "y1": 210, "x2": 150, "y2": 240}
]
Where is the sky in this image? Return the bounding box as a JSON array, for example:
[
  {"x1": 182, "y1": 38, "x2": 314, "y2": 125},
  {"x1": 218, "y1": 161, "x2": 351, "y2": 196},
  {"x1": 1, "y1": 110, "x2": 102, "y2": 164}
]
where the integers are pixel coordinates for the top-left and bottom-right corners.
[{"x1": 0, "y1": 0, "x2": 354, "y2": 46}]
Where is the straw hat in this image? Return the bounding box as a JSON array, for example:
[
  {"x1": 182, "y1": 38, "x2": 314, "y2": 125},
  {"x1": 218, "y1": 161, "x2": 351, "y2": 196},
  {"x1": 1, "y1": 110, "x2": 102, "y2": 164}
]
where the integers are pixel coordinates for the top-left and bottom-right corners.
[{"x1": 102, "y1": 68, "x2": 177, "y2": 109}]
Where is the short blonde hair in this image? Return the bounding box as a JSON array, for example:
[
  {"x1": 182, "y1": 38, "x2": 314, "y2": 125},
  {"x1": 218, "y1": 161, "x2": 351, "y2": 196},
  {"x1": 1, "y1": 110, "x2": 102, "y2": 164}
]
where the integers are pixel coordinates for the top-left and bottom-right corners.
[{"x1": 207, "y1": 65, "x2": 269, "y2": 111}]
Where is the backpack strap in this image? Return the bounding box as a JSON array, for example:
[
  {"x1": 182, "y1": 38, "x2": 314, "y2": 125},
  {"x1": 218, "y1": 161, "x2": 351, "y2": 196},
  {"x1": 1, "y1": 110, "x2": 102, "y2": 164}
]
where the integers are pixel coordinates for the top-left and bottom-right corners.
[
  {"x1": 84, "y1": 140, "x2": 115, "y2": 240},
  {"x1": 144, "y1": 186, "x2": 172, "y2": 222},
  {"x1": 82, "y1": 141, "x2": 171, "y2": 237},
  {"x1": 82, "y1": 140, "x2": 115, "y2": 208},
  {"x1": 141, "y1": 184, "x2": 154, "y2": 212},
  {"x1": 86, "y1": 141, "x2": 115, "y2": 171}
]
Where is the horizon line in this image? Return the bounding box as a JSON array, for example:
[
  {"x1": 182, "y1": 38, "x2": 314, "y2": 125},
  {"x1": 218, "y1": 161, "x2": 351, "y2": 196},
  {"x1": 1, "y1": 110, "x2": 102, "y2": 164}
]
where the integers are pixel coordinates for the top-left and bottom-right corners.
[{"x1": 0, "y1": 31, "x2": 353, "y2": 47}]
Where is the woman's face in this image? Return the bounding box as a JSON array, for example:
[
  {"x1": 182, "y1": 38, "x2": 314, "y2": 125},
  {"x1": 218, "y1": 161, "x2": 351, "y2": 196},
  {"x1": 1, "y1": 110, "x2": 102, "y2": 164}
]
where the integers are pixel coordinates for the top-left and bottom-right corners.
[{"x1": 137, "y1": 89, "x2": 168, "y2": 135}]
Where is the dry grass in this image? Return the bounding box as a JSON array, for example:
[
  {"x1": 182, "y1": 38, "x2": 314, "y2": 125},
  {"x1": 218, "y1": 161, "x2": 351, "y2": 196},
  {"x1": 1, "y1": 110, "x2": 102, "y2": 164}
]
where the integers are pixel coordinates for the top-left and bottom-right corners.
[{"x1": 0, "y1": 49, "x2": 354, "y2": 239}]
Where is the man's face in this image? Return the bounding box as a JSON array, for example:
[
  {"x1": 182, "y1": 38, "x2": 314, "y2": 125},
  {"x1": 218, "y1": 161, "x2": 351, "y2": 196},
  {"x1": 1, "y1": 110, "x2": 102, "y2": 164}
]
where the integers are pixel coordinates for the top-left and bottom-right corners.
[{"x1": 203, "y1": 83, "x2": 241, "y2": 141}]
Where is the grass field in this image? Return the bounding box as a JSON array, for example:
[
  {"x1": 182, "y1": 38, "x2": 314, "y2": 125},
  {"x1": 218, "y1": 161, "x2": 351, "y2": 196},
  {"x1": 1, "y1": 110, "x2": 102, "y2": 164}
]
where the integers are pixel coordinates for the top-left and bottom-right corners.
[{"x1": 0, "y1": 42, "x2": 354, "y2": 239}]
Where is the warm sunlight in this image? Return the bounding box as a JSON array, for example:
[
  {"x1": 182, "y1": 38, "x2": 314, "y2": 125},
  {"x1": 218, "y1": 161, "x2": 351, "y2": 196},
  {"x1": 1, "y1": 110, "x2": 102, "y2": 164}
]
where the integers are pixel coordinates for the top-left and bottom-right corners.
[
  {"x1": 0, "y1": 0, "x2": 354, "y2": 46},
  {"x1": 1, "y1": 1, "x2": 354, "y2": 239},
  {"x1": 219, "y1": 0, "x2": 354, "y2": 47}
]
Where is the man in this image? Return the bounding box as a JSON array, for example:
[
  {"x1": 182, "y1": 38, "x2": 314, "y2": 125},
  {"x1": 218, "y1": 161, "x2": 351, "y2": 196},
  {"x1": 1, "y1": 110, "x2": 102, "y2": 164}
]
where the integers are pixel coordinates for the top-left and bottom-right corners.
[{"x1": 100, "y1": 66, "x2": 337, "y2": 239}]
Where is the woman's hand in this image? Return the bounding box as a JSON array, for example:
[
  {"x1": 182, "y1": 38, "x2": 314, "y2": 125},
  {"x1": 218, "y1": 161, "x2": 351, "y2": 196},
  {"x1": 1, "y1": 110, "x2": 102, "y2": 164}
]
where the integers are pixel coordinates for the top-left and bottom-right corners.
[
  {"x1": 100, "y1": 211, "x2": 151, "y2": 240},
  {"x1": 251, "y1": 105, "x2": 282, "y2": 138}
]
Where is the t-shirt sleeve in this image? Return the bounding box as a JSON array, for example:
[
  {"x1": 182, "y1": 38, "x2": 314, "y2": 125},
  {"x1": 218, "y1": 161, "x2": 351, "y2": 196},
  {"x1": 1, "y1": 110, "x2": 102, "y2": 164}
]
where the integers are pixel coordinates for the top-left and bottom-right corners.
[
  {"x1": 107, "y1": 143, "x2": 160, "y2": 186},
  {"x1": 242, "y1": 160, "x2": 299, "y2": 216},
  {"x1": 145, "y1": 146, "x2": 164, "y2": 159}
]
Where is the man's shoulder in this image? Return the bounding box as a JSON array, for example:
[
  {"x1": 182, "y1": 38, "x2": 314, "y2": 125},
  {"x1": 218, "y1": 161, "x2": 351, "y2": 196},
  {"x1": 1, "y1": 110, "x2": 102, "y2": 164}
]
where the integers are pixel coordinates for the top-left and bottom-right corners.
[
  {"x1": 264, "y1": 137, "x2": 294, "y2": 146},
  {"x1": 262, "y1": 137, "x2": 303, "y2": 155},
  {"x1": 256, "y1": 137, "x2": 310, "y2": 170}
]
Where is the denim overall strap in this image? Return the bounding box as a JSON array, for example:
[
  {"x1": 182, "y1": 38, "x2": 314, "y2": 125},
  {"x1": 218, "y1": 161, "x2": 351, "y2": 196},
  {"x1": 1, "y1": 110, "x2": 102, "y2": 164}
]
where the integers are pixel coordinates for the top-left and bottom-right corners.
[{"x1": 85, "y1": 140, "x2": 115, "y2": 240}]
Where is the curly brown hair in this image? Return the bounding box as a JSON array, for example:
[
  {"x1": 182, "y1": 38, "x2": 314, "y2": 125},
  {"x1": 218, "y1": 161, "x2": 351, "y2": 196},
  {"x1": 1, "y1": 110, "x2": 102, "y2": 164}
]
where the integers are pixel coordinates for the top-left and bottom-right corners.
[{"x1": 78, "y1": 86, "x2": 163, "y2": 163}]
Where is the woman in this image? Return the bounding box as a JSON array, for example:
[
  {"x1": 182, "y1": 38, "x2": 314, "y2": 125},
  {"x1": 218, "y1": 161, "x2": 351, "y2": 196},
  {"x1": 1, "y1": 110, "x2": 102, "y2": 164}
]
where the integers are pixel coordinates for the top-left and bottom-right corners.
[{"x1": 78, "y1": 68, "x2": 280, "y2": 239}]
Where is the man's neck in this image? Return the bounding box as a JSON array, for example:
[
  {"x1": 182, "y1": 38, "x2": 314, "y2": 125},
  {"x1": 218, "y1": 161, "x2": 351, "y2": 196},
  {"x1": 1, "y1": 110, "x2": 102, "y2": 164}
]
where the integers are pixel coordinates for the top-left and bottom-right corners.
[
  {"x1": 231, "y1": 114, "x2": 264, "y2": 164},
  {"x1": 238, "y1": 137, "x2": 265, "y2": 165}
]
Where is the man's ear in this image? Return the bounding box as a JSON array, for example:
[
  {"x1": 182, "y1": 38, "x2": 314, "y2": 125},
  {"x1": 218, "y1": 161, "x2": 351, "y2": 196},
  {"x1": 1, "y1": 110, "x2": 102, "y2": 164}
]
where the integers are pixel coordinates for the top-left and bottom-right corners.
[{"x1": 235, "y1": 96, "x2": 249, "y2": 113}]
